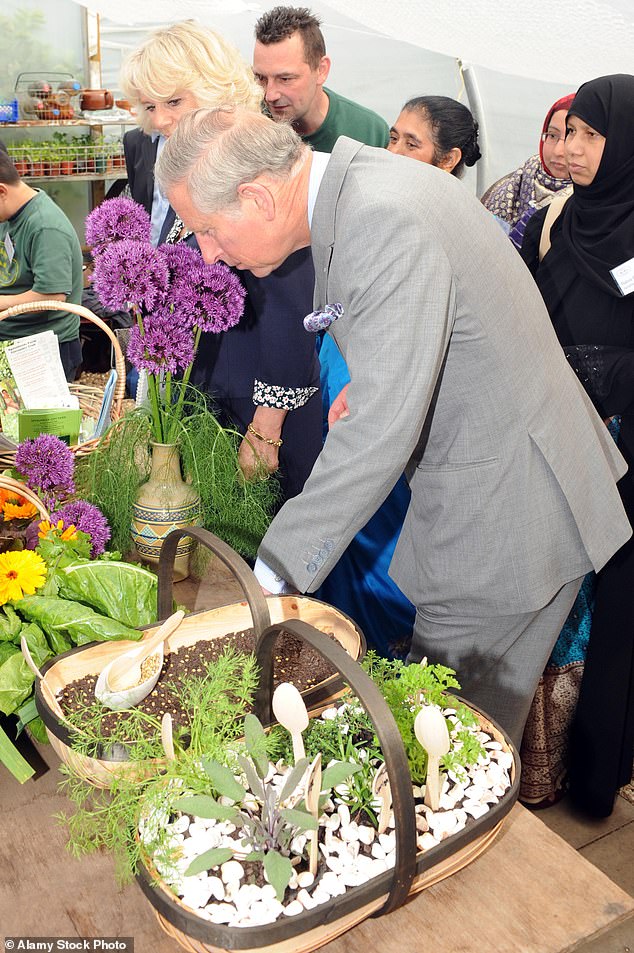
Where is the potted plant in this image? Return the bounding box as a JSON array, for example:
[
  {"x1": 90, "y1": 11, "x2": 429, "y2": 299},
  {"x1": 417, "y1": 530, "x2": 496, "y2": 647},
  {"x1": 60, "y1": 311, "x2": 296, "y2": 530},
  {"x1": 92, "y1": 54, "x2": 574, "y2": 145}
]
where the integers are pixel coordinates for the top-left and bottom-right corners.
[
  {"x1": 55, "y1": 620, "x2": 518, "y2": 951},
  {"x1": 79, "y1": 198, "x2": 278, "y2": 575},
  {"x1": 92, "y1": 133, "x2": 108, "y2": 174},
  {"x1": 27, "y1": 142, "x2": 44, "y2": 177},
  {"x1": 0, "y1": 436, "x2": 161, "y2": 783}
]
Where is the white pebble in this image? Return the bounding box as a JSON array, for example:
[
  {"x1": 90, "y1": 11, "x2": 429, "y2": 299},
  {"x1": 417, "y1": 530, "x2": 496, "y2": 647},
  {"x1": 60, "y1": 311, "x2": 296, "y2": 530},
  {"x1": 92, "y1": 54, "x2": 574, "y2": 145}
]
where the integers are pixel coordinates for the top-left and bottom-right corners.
[
  {"x1": 205, "y1": 902, "x2": 235, "y2": 924},
  {"x1": 296, "y1": 871, "x2": 314, "y2": 888},
  {"x1": 312, "y1": 886, "x2": 331, "y2": 905},
  {"x1": 220, "y1": 860, "x2": 244, "y2": 884},
  {"x1": 337, "y1": 804, "x2": 351, "y2": 826},
  {"x1": 207, "y1": 877, "x2": 225, "y2": 901},
  {"x1": 297, "y1": 888, "x2": 317, "y2": 910},
  {"x1": 357, "y1": 825, "x2": 375, "y2": 845},
  {"x1": 283, "y1": 900, "x2": 304, "y2": 916}
]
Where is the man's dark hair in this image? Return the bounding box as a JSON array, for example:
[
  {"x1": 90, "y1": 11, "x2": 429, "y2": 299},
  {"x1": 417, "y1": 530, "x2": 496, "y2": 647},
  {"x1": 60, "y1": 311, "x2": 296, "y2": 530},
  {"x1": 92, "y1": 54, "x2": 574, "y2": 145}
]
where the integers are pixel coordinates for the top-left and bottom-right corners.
[
  {"x1": 254, "y1": 6, "x2": 326, "y2": 69},
  {"x1": 0, "y1": 148, "x2": 19, "y2": 186}
]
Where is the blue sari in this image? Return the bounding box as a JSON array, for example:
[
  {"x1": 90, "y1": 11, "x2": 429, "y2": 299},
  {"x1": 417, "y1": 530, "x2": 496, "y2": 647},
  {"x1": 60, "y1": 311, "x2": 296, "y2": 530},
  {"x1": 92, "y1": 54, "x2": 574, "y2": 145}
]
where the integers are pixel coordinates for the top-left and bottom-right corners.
[{"x1": 314, "y1": 334, "x2": 415, "y2": 658}]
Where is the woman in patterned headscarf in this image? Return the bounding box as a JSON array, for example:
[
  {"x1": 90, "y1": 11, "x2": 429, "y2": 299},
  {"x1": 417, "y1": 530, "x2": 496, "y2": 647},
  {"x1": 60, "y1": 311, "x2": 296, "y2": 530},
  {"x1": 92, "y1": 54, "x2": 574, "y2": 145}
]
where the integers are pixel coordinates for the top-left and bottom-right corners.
[{"x1": 481, "y1": 94, "x2": 574, "y2": 249}]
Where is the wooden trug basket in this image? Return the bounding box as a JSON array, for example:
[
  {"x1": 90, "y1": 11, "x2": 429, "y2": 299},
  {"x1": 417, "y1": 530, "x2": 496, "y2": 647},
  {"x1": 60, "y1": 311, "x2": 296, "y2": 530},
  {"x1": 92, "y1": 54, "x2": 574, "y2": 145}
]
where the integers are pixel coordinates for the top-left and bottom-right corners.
[
  {"x1": 0, "y1": 300, "x2": 126, "y2": 464},
  {"x1": 136, "y1": 617, "x2": 520, "y2": 953},
  {"x1": 34, "y1": 527, "x2": 366, "y2": 787}
]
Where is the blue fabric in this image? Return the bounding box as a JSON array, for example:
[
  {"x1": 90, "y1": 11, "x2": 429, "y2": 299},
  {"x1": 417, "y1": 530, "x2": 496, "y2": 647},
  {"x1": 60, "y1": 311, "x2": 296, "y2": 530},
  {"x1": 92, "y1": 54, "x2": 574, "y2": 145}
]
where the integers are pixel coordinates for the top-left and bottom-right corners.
[
  {"x1": 314, "y1": 333, "x2": 416, "y2": 657},
  {"x1": 546, "y1": 415, "x2": 621, "y2": 670}
]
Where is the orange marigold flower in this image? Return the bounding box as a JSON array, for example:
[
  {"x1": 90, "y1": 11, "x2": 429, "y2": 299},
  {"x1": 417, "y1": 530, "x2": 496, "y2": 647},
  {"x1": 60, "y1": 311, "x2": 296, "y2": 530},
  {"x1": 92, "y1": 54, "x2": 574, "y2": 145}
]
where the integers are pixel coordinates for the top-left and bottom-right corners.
[
  {"x1": 2, "y1": 500, "x2": 38, "y2": 521},
  {"x1": 37, "y1": 518, "x2": 77, "y2": 541}
]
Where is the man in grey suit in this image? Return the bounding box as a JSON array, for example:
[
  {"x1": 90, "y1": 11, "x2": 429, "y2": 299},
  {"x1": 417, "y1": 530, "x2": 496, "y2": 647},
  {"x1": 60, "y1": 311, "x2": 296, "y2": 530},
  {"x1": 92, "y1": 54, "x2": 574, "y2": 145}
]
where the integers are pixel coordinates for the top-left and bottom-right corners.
[{"x1": 157, "y1": 107, "x2": 631, "y2": 748}]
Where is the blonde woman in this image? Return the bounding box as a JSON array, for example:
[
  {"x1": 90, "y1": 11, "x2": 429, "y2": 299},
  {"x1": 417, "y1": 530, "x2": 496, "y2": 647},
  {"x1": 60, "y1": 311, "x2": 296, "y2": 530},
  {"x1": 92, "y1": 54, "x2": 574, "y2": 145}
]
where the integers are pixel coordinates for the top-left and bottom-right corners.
[{"x1": 117, "y1": 21, "x2": 322, "y2": 503}]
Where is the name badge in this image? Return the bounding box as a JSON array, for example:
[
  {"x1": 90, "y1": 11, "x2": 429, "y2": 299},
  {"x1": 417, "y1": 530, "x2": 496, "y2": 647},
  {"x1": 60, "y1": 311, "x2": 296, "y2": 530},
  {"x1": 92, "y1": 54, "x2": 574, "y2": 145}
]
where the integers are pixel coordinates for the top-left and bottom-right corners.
[
  {"x1": 3, "y1": 233, "x2": 14, "y2": 265},
  {"x1": 610, "y1": 256, "x2": 634, "y2": 297}
]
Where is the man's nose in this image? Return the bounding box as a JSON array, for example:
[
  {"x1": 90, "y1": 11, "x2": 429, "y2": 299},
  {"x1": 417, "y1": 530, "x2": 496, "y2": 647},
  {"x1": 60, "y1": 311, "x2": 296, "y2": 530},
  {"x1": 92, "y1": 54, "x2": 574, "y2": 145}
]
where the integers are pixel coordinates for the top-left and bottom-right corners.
[
  {"x1": 196, "y1": 233, "x2": 224, "y2": 264},
  {"x1": 264, "y1": 79, "x2": 280, "y2": 102}
]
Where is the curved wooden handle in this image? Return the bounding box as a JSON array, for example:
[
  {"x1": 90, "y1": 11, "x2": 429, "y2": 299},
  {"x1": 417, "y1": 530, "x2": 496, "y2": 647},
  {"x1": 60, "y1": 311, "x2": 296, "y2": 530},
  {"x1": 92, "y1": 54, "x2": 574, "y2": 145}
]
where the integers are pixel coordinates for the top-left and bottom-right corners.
[
  {"x1": 0, "y1": 300, "x2": 126, "y2": 415},
  {"x1": 254, "y1": 618, "x2": 417, "y2": 915},
  {"x1": 157, "y1": 526, "x2": 270, "y2": 637}
]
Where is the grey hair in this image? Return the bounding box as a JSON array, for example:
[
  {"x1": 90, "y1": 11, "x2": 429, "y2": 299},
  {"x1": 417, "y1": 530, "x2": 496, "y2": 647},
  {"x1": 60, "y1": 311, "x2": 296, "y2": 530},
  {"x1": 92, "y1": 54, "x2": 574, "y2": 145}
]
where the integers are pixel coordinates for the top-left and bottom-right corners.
[{"x1": 156, "y1": 106, "x2": 308, "y2": 215}]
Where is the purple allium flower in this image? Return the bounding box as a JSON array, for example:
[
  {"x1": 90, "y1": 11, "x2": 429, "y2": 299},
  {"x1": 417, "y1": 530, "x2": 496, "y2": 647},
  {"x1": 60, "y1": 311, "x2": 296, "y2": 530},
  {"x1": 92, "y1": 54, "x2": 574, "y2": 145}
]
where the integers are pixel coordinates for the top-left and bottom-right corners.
[
  {"x1": 85, "y1": 197, "x2": 152, "y2": 253},
  {"x1": 54, "y1": 500, "x2": 111, "y2": 557},
  {"x1": 15, "y1": 434, "x2": 75, "y2": 509},
  {"x1": 91, "y1": 239, "x2": 169, "y2": 314},
  {"x1": 127, "y1": 312, "x2": 196, "y2": 376},
  {"x1": 179, "y1": 261, "x2": 246, "y2": 333}
]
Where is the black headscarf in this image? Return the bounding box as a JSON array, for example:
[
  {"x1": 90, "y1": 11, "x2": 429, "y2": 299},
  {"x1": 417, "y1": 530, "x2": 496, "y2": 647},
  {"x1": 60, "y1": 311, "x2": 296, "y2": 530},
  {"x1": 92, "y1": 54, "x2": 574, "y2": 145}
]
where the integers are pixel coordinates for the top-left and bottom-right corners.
[{"x1": 561, "y1": 73, "x2": 634, "y2": 297}]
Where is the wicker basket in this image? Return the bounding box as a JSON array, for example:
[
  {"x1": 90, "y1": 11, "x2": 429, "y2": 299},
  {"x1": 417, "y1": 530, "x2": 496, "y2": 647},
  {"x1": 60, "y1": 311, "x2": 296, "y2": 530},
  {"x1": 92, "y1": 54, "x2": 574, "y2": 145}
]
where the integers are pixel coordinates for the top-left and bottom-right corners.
[
  {"x1": 0, "y1": 300, "x2": 126, "y2": 464},
  {"x1": 34, "y1": 528, "x2": 366, "y2": 787},
  {"x1": 136, "y1": 617, "x2": 520, "y2": 953}
]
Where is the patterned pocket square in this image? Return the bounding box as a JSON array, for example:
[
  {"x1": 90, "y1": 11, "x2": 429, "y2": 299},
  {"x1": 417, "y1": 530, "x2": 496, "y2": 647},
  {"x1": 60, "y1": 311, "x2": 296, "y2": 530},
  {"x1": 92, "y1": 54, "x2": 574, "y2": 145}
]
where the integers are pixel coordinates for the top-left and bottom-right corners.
[{"x1": 303, "y1": 302, "x2": 344, "y2": 332}]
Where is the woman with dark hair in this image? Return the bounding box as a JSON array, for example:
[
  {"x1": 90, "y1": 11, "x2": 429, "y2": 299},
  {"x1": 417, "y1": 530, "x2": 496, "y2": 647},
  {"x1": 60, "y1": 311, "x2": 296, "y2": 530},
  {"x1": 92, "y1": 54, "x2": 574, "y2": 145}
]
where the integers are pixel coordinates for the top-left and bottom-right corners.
[
  {"x1": 387, "y1": 94, "x2": 481, "y2": 177},
  {"x1": 520, "y1": 73, "x2": 634, "y2": 816}
]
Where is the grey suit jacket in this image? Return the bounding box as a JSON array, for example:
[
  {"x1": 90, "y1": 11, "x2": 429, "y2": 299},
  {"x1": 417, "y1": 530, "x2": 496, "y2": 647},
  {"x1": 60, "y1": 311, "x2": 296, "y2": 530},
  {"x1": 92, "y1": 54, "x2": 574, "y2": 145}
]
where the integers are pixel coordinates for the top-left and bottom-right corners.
[{"x1": 258, "y1": 138, "x2": 631, "y2": 615}]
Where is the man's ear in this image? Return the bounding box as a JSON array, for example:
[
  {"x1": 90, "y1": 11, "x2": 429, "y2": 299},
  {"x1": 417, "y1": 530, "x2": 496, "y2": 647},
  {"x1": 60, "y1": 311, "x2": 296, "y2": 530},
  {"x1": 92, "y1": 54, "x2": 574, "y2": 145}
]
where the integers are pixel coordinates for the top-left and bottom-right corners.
[
  {"x1": 237, "y1": 181, "x2": 276, "y2": 220},
  {"x1": 316, "y1": 55, "x2": 331, "y2": 87}
]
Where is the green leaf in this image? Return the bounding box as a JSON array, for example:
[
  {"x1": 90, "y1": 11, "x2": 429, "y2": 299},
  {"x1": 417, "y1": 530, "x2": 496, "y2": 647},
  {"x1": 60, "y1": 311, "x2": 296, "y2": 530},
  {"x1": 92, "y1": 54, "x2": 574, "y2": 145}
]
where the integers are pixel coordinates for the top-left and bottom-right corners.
[
  {"x1": 58, "y1": 561, "x2": 157, "y2": 628},
  {"x1": 23, "y1": 714, "x2": 47, "y2": 743},
  {"x1": 278, "y1": 758, "x2": 309, "y2": 802},
  {"x1": 176, "y1": 795, "x2": 238, "y2": 822},
  {"x1": 0, "y1": 642, "x2": 17, "y2": 665},
  {"x1": 184, "y1": 846, "x2": 233, "y2": 877},
  {"x1": 201, "y1": 757, "x2": 246, "y2": 802},
  {"x1": 244, "y1": 713, "x2": 269, "y2": 778},
  {"x1": 16, "y1": 595, "x2": 142, "y2": 648},
  {"x1": 279, "y1": 807, "x2": 318, "y2": 831},
  {"x1": 0, "y1": 721, "x2": 35, "y2": 783},
  {"x1": 20, "y1": 622, "x2": 52, "y2": 670},
  {"x1": 263, "y1": 850, "x2": 293, "y2": 902},
  {"x1": 321, "y1": 761, "x2": 363, "y2": 792},
  {"x1": 237, "y1": 754, "x2": 264, "y2": 800},
  {"x1": 0, "y1": 651, "x2": 34, "y2": 715}
]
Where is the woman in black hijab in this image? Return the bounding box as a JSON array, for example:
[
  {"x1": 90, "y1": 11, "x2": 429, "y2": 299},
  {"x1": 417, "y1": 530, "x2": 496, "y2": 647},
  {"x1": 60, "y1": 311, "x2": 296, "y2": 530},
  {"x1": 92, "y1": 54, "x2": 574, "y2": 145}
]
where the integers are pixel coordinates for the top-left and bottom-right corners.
[{"x1": 521, "y1": 73, "x2": 634, "y2": 817}]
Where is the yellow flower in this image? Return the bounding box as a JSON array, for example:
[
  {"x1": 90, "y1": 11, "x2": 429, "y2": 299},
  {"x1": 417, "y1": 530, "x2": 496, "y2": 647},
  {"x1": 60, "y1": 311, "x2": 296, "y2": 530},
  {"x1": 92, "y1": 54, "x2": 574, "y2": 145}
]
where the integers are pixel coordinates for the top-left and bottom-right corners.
[
  {"x1": 2, "y1": 500, "x2": 38, "y2": 521},
  {"x1": 37, "y1": 518, "x2": 77, "y2": 541},
  {"x1": 0, "y1": 550, "x2": 47, "y2": 604}
]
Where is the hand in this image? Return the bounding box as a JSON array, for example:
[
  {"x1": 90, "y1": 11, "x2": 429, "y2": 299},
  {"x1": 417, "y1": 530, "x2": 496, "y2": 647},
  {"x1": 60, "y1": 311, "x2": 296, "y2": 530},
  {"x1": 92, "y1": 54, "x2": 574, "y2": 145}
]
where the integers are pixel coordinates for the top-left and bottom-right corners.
[
  {"x1": 238, "y1": 433, "x2": 280, "y2": 480},
  {"x1": 328, "y1": 383, "x2": 350, "y2": 427}
]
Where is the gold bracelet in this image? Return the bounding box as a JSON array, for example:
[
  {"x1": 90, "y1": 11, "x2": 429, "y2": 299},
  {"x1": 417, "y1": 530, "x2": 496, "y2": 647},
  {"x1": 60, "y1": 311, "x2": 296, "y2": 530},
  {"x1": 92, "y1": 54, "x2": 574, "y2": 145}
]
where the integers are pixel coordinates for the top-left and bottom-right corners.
[{"x1": 247, "y1": 422, "x2": 283, "y2": 447}]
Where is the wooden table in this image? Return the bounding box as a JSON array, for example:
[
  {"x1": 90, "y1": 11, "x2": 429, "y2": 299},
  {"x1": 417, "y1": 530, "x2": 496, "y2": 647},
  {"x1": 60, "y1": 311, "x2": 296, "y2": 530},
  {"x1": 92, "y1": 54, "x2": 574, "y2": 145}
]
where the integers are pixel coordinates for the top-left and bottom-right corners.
[{"x1": 1, "y1": 742, "x2": 632, "y2": 953}]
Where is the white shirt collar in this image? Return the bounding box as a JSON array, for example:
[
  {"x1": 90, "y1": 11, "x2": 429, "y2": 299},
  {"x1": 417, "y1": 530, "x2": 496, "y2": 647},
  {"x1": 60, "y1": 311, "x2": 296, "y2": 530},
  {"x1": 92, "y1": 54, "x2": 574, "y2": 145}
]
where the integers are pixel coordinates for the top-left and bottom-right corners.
[{"x1": 307, "y1": 151, "x2": 330, "y2": 227}]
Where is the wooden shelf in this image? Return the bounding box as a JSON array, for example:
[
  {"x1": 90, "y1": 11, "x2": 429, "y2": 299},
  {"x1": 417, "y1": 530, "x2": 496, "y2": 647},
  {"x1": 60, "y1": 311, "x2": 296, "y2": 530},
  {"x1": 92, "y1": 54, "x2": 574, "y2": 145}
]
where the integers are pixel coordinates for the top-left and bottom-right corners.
[{"x1": 5, "y1": 116, "x2": 135, "y2": 127}]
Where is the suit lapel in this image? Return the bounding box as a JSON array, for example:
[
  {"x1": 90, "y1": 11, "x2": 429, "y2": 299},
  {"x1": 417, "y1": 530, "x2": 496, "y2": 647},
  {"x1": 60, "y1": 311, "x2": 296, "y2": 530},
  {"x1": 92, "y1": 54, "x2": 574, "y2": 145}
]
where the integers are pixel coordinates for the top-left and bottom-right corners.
[{"x1": 311, "y1": 137, "x2": 364, "y2": 307}]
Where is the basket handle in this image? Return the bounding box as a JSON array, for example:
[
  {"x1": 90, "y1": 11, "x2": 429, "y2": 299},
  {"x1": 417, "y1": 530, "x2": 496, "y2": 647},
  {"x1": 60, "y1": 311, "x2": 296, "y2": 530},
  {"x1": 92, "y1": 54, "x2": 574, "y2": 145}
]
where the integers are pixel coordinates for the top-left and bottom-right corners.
[
  {"x1": 0, "y1": 475, "x2": 50, "y2": 521},
  {"x1": 254, "y1": 618, "x2": 417, "y2": 915},
  {"x1": 157, "y1": 527, "x2": 270, "y2": 637},
  {"x1": 0, "y1": 300, "x2": 126, "y2": 417}
]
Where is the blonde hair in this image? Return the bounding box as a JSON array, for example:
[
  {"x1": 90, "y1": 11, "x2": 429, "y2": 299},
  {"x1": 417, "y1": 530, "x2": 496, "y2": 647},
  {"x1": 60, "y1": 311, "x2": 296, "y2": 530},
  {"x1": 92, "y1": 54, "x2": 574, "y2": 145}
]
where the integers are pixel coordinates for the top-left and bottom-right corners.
[
  {"x1": 156, "y1": 106, "x2": 307, "y2": 215},
  {"x1": 120, "y1": 20, "x2": 263, "y2": 135}
]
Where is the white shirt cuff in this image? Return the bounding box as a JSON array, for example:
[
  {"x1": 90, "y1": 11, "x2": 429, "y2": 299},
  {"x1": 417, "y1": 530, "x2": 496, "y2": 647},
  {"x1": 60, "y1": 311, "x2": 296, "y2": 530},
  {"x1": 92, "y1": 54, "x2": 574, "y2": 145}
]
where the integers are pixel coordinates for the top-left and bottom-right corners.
[{"x1": 253, "y1": 557, "x2": 293, "y2": 594}]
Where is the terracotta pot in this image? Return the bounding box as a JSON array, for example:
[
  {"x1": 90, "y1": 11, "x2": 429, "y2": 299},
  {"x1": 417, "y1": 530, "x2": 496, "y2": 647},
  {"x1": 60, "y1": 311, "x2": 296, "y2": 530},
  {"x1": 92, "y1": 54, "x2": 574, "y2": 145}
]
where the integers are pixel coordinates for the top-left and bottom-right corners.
[
  {"x1": 131, "y1": 443, "x2": 200, "y2": 581},
  {"x1": 80, "y1": 89, "x2": 114, "y2": 111}
]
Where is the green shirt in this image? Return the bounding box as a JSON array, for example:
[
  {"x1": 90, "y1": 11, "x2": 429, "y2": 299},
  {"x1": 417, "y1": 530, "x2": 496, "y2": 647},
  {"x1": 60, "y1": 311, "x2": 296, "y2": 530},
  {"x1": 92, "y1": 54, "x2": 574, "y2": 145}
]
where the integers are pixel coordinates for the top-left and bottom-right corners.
[
  {"x1": 0, "y1": 189, "x2": 82, "y2": 343},
  {"x1": 303, "y1": 87, "x2": 390, "y2": 154}
]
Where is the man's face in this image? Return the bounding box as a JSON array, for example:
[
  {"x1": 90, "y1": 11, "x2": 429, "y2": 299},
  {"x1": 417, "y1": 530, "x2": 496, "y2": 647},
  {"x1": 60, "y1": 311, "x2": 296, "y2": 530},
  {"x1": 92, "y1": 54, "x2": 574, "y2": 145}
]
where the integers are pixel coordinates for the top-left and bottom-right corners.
[
  {"x1": 253, "y1": 33, "x2": 327, "y2": 126},
  {"x1": 168, "y1": 179, "x2": 292, "y2": 277}
]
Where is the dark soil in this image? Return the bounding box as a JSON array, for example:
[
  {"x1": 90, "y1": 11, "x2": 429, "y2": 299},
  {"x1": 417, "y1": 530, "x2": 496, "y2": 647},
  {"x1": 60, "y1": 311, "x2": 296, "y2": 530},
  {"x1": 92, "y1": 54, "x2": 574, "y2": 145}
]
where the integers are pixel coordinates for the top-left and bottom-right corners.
[{"x1": 57, "y1": 627, "x2": 339, "y2": 737}]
